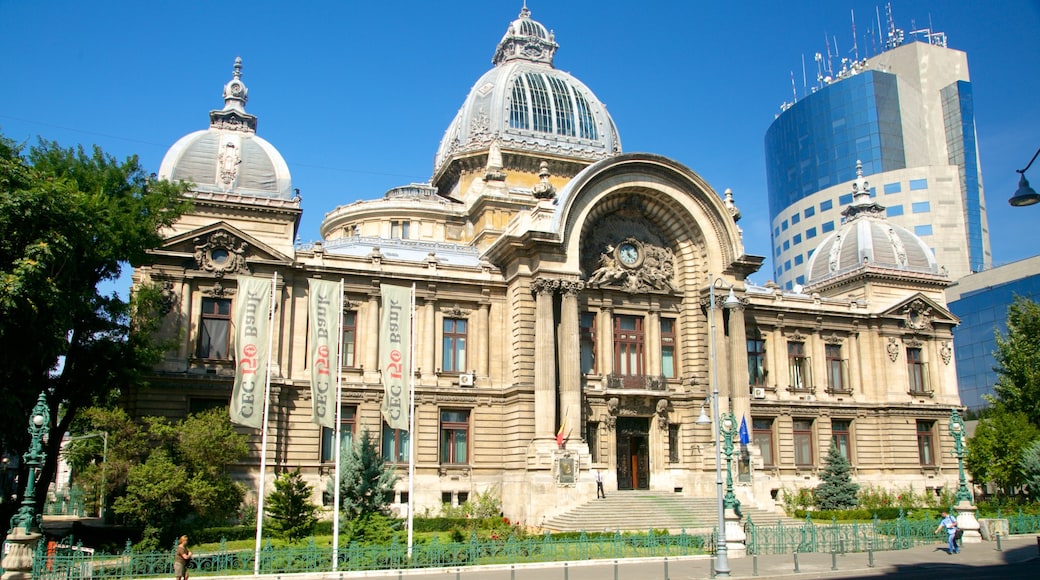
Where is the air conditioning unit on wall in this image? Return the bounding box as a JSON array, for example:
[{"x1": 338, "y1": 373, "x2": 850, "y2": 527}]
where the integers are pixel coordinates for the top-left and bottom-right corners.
[
  {"x1": 752, "y1": 387, "x2": 766, "y2": 399},
  {"x1": 458, "y1": 373, "x2": 474, "y2": 387}
]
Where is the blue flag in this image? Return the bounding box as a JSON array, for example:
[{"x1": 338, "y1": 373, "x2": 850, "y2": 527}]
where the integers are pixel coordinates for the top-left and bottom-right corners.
[{"x1": 739, "y1": 416, "x2": 750, "y2": 445}]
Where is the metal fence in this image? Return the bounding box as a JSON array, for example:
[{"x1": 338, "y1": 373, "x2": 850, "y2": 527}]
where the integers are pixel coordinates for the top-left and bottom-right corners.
[
  {"x1": 31, "y1": 530, "x2": 708, "y2": 579},
  {"x1": 22, "y1": 511, "x2": 1040, "y2": 579}
]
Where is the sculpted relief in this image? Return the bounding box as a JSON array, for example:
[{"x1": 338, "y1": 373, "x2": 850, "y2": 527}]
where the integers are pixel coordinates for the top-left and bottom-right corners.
[{"x1": 586, "y1": 237, "x2": 678, "y2": 293}]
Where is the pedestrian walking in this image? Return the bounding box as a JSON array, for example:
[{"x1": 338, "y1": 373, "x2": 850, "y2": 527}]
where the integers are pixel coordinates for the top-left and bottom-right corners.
[
  {"x1": 595, "y1": 469, "x2": 606, "y2": 498},
  {"x1": 174, "y1": 534, "x2": 193, "y2": 579},
  {"x1": 935, "y1": 511, "x2": 959, "y2": 554}
]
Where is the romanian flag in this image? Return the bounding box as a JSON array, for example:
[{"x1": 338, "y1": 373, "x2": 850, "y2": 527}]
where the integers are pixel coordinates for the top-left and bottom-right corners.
[{"x1": 556, "y1": 416, "x2": 567, "y2": 448}]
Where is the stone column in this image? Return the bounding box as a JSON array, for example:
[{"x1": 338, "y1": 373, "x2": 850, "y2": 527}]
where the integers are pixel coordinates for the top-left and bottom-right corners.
[
  {"x1": 423, "y1": 297, "x2": 436, "y2": 377},
  {"x1": 598, "y1": 305, "x2": 614, "y2": 376},
  {"x1": 558, "y1": 281, "x2": 584, "y2": 443},
  {"x1": 477, "y1": 300, "x2": 490, "y2": 379},
  {"x1": 533, "y1": 278, "x2": 557, "y2": 439},
  {"x1": 727, "y1": 303, "x2": 750, "y2": 426},
  {"x1": 1, "y1": 529, "x2": 41, "y2": 580}
]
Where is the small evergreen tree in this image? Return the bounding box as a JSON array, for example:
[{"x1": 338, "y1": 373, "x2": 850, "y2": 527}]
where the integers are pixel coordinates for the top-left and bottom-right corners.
[
  {"x1": 265, "y1": 468, "x2": 318, "y2": 541},
  {"x1": 328, "y1": 428, "x2": 399, "y2": 520},
  {"x1": 815, "y1": 443, "x2": 859, "y2": 510},
  {"x1": 1021, "y1": 439, "x2": 1040, "y2": 499}
]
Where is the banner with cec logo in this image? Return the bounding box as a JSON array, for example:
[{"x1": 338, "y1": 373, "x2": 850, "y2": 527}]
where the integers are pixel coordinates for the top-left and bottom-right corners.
[
  {"x1": 308, "y1": 279, "x2": 341, "y2": 429},
  {"x1": 379, "y1": 284, "x2": 412, "y2": 431},
  {"x1": 230, "y1": 275, "x2": 273, "y2": 429}
]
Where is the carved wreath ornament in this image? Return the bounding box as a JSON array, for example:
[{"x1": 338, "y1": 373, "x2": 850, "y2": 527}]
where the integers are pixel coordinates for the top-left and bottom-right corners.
[
  {"x1": 586, "y1": 238, "x2": 678, "y2": 293},
  {"x1": 193, "y1": 231, "x2": 250, "y2": 278}
]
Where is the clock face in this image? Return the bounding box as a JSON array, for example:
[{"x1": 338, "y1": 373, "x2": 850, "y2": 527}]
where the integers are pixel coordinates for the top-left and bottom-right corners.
[{"x1": 617, "y1": 242, "x2": 640, "y2": 266}]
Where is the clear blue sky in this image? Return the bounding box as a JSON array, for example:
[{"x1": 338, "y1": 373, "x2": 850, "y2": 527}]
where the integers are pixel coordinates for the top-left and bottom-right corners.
[{"x1": 2, "y1": 0, "x2": 1038, "y2": 287}]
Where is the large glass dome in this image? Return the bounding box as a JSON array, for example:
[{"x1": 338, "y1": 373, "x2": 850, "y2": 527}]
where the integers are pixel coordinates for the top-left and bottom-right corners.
[{"x1": 433, "y1": 6, "x2": 620, "y2": 180}]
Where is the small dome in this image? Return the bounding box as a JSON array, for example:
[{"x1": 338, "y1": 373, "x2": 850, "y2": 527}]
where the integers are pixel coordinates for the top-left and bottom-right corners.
[
  {"x1": 805, "y1": 161, "x2": 942, "y2": 284},
  {"x1": 158, "y1": 58, "x2": 293, "y2": 200},
  {"x1": 433, "y1": 6, "x2": 620, "y2": 179}
]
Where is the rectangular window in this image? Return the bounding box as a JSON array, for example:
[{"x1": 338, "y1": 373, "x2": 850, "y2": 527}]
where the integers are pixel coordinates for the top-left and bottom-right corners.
[
  {"x1": 793, "y1": 234, "x2": 802, "y2": 245},
  {"x1": 342, "y1": 311, "x2": 357, "y2": 368},
  {"x1": 909, "y1": 178, "x2": 928, "y2": 190},
  {"x1": 525, "y1": 73, "x2": 553, "y2": 133},
  {"x1": 390, "y1": 220, "x2": 410, "y2": 239},
  {"x1": 794, "y1": 254, "x2": 804, "y2": 266},
  {"x1": 440, "y1": 409, "x2": 470, "y2": 464},
  {"x1": 442, "y1": 318, "x2": 468, "y2": 372},
  {"x1": 784, "y1": 260, "x2": 791, "y2": 271},
  {"x1": 747, "y1": 337, "x2": 766, "y2": 386},
  {"x1": 788, "y1": 341, "x2": 811, "y2": 391},
  {"x1": 887, "y1": 205, "x2": 905, "y2": 217},
  {"x1": 614, "y1": 315, "x2": 645, "y2": 377},
  {"x1": 668, "y1": 424, "x2": 680, "y2": 463},
  {"x1": 197, "y1": 297, "x2": 232, "y2": 359},
  {"x1": 753, "y1": 418, "x2": 775, "y2": 467},
  {"x1": 579, "y1": 312, "x2": 596, "y2": 374},
  {"x1": 661, "y1": 317, "x2": 676, "y2": 378},
  {"x1": 907, "y1": 347, "x2": 928, "y2": 394},
  {"x1": 791, "y1": 214, "x2": 800, "y2": 225},
  {"x1": 917, "y1": 420, "x2": 935, "y2": 465},
  {"x1": 912, "y1": 201, "x2": 931, "y2": 213},
  {"x1": 774, "y1": 226, "x2": 781, "y2": 237},
  {"x1": 831, "y1": 419, "x2": 851, "y2": 462},
  {"x1": 321, "y1": 406, "x2": 357, "y2": 463},
  {"x1": 822, "y1": 221, "x2": 835, "y2": 233},
  {"x1": 804, "y1": 207, "x2": 815, "y2": 218},
  {"x1": 914, "y1": 224, "x2": 933, "y2": 236},
  {"x1": 793, "y1": 419, "x2": 814, "y2": 466},
  {"x1": 783, "y1": 240, "x2": 790, "y2": 251},
  {"x1": 839, "y1": 193, "x2": 854, "y2": 206},
  {"x1": 825, "y1": 344, "x2": 848, "y2": 393},
  {"x1": 820, "y1": 200, "x2": 833, "y2": 212},
  {"x1": 381, "y1": 422, "x2": 410, "y2": 464},
  {"x1": 884, "y1": 182, "x2": 901, "y2": 194},
  {"x1": 782, "y1": 220, "x2": 789, "y2": 231},
  {"x1": 586, "y1": 421, "x2": 599, "y2": 463},
  {"x1": 806, "y1": 227, "x2": 817, "y2": 239}
]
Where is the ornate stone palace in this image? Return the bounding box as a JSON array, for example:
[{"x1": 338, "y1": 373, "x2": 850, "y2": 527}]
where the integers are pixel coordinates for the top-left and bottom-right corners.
[{"x1": 130, "y1": 7, "x2": 963, "y2": 526}]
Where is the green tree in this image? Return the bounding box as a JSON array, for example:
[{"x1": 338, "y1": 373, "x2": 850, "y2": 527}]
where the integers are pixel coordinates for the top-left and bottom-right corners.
[
  {"x1": 1021, "y1": 439, "x2": 1040, "y2": 500},
  {"x1": 265, "y1": 468, "x2": 318, "y2": 541},
  {"x1": 111, "y1": 449, "x2": 188, "y2": 550},
  {"x1": 965, "y1": 408, "x2": 1040, "y2": 496},
  {"x1": 0, "y1": 133, "x2": 190, "y2": 534},
  {"x1": 814, "y1": 443, "x2": 859, "y2": 510},
  {"x1": 329, "y1": 429, "x2": 399, "y2": 520},
  {"x1": 989, "y1": 297, "x2": 1040, "y2": 427}
]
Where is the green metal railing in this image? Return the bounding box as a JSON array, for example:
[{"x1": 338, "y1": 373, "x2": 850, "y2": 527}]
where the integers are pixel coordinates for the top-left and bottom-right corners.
[
  {"x1": 21, "y1": 510, "x2": 1040, "y2": 579},
  {"x1": 43, "y1": 487, "x2": 87, "y2": 516},
  {"x1": 30, "y1": 530, "x2": 708, "y2": 579}
]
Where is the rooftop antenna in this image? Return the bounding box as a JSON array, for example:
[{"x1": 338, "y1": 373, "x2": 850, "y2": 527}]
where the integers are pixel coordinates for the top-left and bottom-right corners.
[
  {"x1": 850, "y1": 9, "x2": 860, "y2": 62},
  {"x1": 801, "y1": 53, "x2": 808, "y2": 97},
  {"x1": 790, "y1": 71, "x2": 797, "y2": 103},
  {"x1": 815, "y1": 51, "x2": 825, "y2": 87},
  {"x1": 824, "y1": 32, "x2": 834, "y2": 79},
  {"x1": 875, "y1": 5, "x2": 883, "y2": 55}
]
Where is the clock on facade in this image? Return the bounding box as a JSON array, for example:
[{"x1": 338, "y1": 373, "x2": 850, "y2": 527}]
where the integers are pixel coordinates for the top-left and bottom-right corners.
[{"x1": 616, "y1": 241, "x2": 641, "y2": 268}]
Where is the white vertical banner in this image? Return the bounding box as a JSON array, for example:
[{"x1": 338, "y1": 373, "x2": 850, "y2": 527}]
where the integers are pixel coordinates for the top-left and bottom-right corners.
[
  {"x1": 308, "y1": 278, "x2": 341, "y2": 429},
  {"x1": 379, "y1": 284, "x2": 412, "y2": 431},
  {"x1": 230, "y1": 274, "x2": 273, "y2": 429}
]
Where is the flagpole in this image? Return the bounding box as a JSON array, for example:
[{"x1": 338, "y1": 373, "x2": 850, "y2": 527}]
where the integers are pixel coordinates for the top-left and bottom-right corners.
[
  {"x1": 253, "y1": 272, "x2": 278, "y2": 576},
  {"x1": 406, "y1": 283, "x2": 416, "y2": 559},
  {"x1": 332, "y1": 279, "x2": 344, "y2": 570}
]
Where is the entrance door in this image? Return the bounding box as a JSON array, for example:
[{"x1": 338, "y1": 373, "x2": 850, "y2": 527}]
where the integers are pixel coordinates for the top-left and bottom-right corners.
[{"x1": 616, "y1": 417, "x2": 650, "y2": 490}]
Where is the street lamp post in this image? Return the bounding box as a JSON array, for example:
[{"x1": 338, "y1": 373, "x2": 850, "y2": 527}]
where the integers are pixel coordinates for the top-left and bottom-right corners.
[
  {"x1": 66, "y1": 432, "x2": 108, "y2": 520},
  {"x1": 1, "y1": 392, "x2": 51, "y2": 580},
  {"x1": 705, "y1": 273, "x2": 740, "y2": 576},
  {"x1": 1009, "y1": 147, "x2": 1040, "y2": 207},
  {"x1": 719, "y1": 412, "x2": 740, "y2": 513},
  {"x1": 948, "y1": 408, "x2": 980, "y2": 543}
]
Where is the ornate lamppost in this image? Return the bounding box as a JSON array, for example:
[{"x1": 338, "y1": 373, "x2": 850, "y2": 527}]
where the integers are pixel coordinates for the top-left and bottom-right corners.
[
  {"x1": 2, "y1": 392, "x2": 51, "y2": 580},
  {"x1": 720, "y1": 413, "x2": 741, "y2": 512},
  {"x1": 948, "y1": 408, "x2": 980, "y2": 543}
]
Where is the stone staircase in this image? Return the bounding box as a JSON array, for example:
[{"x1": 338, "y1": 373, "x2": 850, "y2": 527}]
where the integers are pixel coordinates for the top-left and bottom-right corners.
[{"x1": 541, "y1": 491, "x2": 800, "y2": 533}]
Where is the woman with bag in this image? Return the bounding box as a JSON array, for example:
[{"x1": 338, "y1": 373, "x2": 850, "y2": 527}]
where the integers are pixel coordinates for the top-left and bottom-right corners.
[{"x1": 174, "y1": 535, "x2": 193, "y2": 579}]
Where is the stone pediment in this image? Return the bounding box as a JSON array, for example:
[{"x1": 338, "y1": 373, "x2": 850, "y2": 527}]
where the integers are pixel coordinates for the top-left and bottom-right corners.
[
  {"x1": 157, "y1": 221, "x2": 293, "y2": 277},
  {"x1": 880, "y1": 293, "x2": 959, "y2": 331}
]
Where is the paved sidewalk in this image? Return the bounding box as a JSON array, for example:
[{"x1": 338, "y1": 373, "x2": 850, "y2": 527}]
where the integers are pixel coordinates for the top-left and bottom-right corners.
[{"x1": 200, "y1": 534, "x2": 1039, "y2": 579}]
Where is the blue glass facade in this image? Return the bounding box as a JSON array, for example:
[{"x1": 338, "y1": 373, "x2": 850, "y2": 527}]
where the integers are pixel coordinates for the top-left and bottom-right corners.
[
  {"x1": 764, "y1": 71, "x2": 905, "y2": 218},
  {"x1": 941, "y1": 81, "x2": 985, "y2": 273},
  {"x1": 949, "y1": 274, "x2": 1040, "y2": 410}
]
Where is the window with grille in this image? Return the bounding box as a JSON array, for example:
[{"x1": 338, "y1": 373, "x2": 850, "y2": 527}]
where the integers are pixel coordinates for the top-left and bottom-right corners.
[
  {"x1": 788, "y1": 341, "x2": 811, "y2": 391},
  {"x1": 614, "y1": 315, "x2": 644, "y2": 377},
  {"x1": 826, "y1": 344, "x2": 849, "y2": 393}
]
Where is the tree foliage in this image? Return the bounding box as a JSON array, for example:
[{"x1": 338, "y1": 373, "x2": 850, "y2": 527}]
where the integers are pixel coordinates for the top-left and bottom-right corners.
[
  {"x1": 965, "y1": 408, "x2": 1040, "y2": 496},
  {"x1": 73, "y1": 407, "x2": 248, "y2": 547},
  {"x1": 265, "y1": 468, "x2": 318, "y2": 541},
  {"x1": 328, "y1": 429, "x2": 399, "y2": 521},
  {"x1": 1021, "y1": 439, "x2": 1040, "y2": 500},
  {"x1": 989, "y1": 297, "x2": 1040, "y2": 427},
  {"x1": 814, "y1": 443, "x2": 859, "y2": 510},
  {"x1": 0, "y1": 132, "x2": 190, "y2": 533}
]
